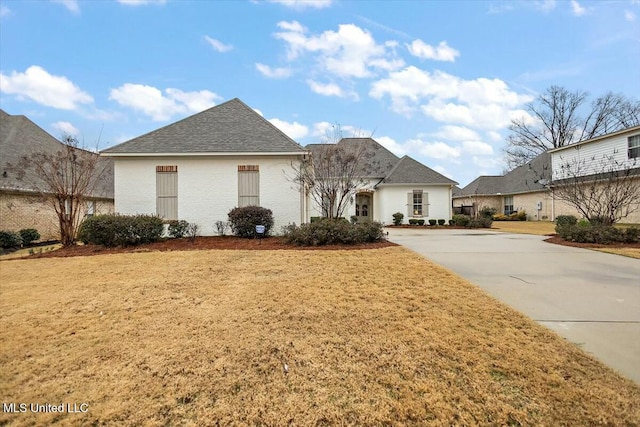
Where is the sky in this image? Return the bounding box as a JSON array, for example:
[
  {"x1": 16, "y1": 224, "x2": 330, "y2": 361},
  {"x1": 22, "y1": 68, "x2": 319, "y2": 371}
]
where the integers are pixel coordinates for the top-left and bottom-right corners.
[{"x1": 1, "y1": 0, "x2": 639, "y2": 187}]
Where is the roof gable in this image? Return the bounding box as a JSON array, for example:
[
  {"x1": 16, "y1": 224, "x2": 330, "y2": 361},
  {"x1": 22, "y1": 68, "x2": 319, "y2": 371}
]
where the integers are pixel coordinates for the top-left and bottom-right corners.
[
  {"x1": 102, "y1": 98, "x2": 305, "y2": 154},
  {"x1": 382, "y1": 155, "x2": 458, "y2": 185},
  {"x1": 0, "y1": 110, "x2": 113, "y2": 198}
]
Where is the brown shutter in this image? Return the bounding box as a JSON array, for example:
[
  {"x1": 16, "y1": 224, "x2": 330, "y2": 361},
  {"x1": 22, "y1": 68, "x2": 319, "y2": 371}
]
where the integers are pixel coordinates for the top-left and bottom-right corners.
[
  {"x1": 423, "y1": 192, "x2": 429, "y2": 217},
  {"x1": 156, "y1": 167, "x2": 178, "y2": 220},
  {"x1": 407, "y1": 192, "x2": 412, "y2": 217}
]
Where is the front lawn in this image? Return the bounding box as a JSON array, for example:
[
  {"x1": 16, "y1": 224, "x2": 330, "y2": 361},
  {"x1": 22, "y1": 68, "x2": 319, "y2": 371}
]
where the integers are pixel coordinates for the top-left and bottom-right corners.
[{"x1": 1, "y1": 248, "x2": 638, "y2": 425}]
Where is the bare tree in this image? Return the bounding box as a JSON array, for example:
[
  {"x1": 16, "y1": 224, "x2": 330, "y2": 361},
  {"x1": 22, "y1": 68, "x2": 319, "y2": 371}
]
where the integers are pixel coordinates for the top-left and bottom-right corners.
[
  {"x1": 506, "y1": 86, "x2": 640, "y2": 168},
  {"x1": 14, "y1": 135, "x2": 108, "y2": 246},
  {"x1": 551, "y1": 154, "x2": 640, "y2": 225},
  {"x1": 291, "y1": 125, "x2": 369, "y2": 219}
]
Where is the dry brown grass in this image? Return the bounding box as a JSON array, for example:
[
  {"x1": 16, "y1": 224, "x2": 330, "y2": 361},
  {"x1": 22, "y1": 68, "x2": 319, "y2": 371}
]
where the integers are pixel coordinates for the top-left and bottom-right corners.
[
  {"x1": 491, "y1": 221, "x2": 555, "y2": 235},
  {"x1": 1, "y1": 248, "x2": 638, "y2": 426},
  {"x1": 593, "y1": 247, "x2": 640, "y2": 259}
]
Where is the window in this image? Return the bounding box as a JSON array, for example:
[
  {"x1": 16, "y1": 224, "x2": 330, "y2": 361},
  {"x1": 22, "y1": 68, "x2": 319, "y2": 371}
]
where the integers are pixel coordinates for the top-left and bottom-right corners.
[
  {"x1": 85, "y1": 201, "x2": 96, "y2": 217},
  {"x1": 156, "y1": 166, "x2": 178, "y2": 220},
  {"x1": 407, "y1": 190, "x2": 428, "y2": 217},
  {"x1": 238, "y1": 165, "x2": 259, "y2": 207},
  {"x1": 504, "y1": 196, "x2": 514, "y2": 215},
  {"x1": 629, "y1": 135, "x2": 640, "y2": 159}
]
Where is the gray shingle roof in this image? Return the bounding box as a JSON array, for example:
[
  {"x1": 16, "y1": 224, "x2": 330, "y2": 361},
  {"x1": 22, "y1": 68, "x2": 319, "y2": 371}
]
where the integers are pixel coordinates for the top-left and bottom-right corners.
[
  {"x1": 0, "y1": 109, "x2": 113, "y2": 199},
  {"x1": 383, "y1": 155, "x2": 458, "y2": 185},
  {"x1": 305, "y1": 137, "x2": 457, "y2": 185},
  {"x1": 454, "y1": 151, "x2": 551, "y2": 197},
  {"x1": 102, "y1": 98, "x2": 305, "y2": 154}
]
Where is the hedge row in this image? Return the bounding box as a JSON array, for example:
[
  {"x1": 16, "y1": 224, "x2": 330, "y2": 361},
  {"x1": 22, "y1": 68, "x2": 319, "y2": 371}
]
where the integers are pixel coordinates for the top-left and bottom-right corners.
[
  {"x1": 78, "y1": 214, "x2": 164, "y2": 247},
  {"x1": 0, "y1": 228, "x2": 41, "y2": 249},
  {"x1": 282, "y1": 219, "x2": 384, "y2": 246},
  {"x1": 555, "y1": 215, "x2": 639, "y2": 244}
]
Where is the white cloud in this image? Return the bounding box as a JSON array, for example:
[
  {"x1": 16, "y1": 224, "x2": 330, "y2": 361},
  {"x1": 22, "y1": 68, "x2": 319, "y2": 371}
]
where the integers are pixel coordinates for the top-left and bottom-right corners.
[
  {"x1": 0, "y1": 65, "x2": 93, "y2": 110},
  {"x1": 535, "y1": 0, "x2": 556, "y2": 12},
  {"x1": 204, "y1": 36, "x2": 233, "y2": 52},
  {"x1": 109, "y1": 83, "x2": 220, "y2": 121},
  {"x1": 117, "y1": 0, "x2": 166, "y2": 5},
  {"x1": 570, "y1": 0, "x2": 586, "y2": 16},
  {"x1": 1, "y1": 5, "x2": 11, "y2": 17},
  {"x1": 408, "y1": 139, "x2": 461, "y2": 161},
  {"x1": 370, "y1": 66, "x2": 533, "y2": 130},
  {"x1": 52, "y1": 0, "x2": 80, "y2": 13},
  {"x1": 431, "y1": 125, "x2": 479, "y2": 141},
  {"x1": 307, "y1": 80, "x2": 346, "y2": 97},
  {"x1": 267, "y1": 0, "x2": 333, "y2": 10},
  {"x1": 625, "y1": 10, "x2": 636, "y2": 22},
  {"x1": 269, "y1": 118, "x2": 309, "y2": 139},
  {"x1": 487, "y1": 130, "x2": 503, "y2": 142},
  {"x1": 462, "y1": 140, "x2": 494, "y2": 156},
  {"x1": 406, "y1": 39, "x2": 460, "y2": 62},
  {"x1": 274, "y1": 21, "x2": 404, "y2": 79},
  {"x1": 52, "y1": 121, "x2": 79, "y2": 136},
  {"x1": 255, "y1": 63, "x2": 292, "y2": 79}
]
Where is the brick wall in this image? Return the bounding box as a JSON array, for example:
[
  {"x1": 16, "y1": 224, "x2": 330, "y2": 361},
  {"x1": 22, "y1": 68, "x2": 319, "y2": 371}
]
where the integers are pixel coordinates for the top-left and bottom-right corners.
[{"x1": 0, "y1": 191, "x2": 114, "y2": 241}]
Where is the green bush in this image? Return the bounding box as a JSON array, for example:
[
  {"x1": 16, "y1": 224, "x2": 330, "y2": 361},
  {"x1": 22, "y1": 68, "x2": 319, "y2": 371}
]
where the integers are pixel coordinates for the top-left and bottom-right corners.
[
  {"x1": 282, "y1": 219, "x2": 384, "y2": 246},
  {"x1": 228, "y1": 206, "x2": 274, "y2": 238},
  {"x1": 0, "y1": 230, "x2": 23, "y2": 248},
  {"x1": 449, "y1": 219, "x2": 455, "y2": 226},
  {"x1": 409, "y1": 219, "x2": 425, "y2": 225},
  {"x1": 556, "y1": 222, "x2": 639, "y2": 244},
  {"x1": 479, "y1": 207, "x2": 497, "y2": 218},
  {"x1": 555, "y1": 215, "x2": 577, "y2": 228},
  {"x1": 350, "y1": 215, "x2": 358, "y2": 225},
  {"x1": 168, "y1": 220, "x2": 190, "y2": 238},
  {"x1": 392, "y1": 212, "x2": 404, "y2": 226},
  {"x1": 428, "y1": 219, "x2": 437, "y2": 226},
  {"x1": 452, "y1": 214, "x2": 471, "y2": 227},
  {"x1": 19, "y1": 228, "x2": 40, "y2": 245},
  {"x1": 437, "y1": 219, "x2": 446, "y2": 226},
  {"x1": 78, "y1": 214, "x2": 163, "y2": 247},
  {"x1": 467, "y1": 217, "x2": 493, "y2": 228}
]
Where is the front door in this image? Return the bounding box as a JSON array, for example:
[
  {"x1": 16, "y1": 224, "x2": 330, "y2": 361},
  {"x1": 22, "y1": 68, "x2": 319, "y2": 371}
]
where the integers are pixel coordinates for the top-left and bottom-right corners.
[{"x1": 355, "y1": 193, "x2": 372, "y2": 223}]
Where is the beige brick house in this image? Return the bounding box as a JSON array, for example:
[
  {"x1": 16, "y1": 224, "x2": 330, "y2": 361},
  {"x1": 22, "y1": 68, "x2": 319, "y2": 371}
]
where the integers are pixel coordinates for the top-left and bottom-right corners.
[{"x1": 0, "y1": 110, "x2": 114, "y2": 241}]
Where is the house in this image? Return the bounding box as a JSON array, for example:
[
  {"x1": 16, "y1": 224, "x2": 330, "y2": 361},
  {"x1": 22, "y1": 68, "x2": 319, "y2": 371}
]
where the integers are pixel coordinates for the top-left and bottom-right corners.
[
  {"x1": 549, "y1": 125, "x2": 640, "y2": 223},
  {"x1": 0, "y1": 109, "x2": 114, "y2": 241},
  {"x1": 453, "y1": 152, "x2": 553, "y2": 220},
  {"x1": 454, "y1": 125, "x2": 640, "y2": 223},
  {"x1": 100, "y1": 98, "x2": 308, "y2": 235},
  {"x1": 306, "y1": 138, "x2": 458, "y2": 224}
]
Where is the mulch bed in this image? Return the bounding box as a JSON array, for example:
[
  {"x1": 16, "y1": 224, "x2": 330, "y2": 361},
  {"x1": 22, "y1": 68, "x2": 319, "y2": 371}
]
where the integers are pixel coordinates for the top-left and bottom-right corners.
[
  {"x1": 24, "y1": 236, "x2": 398, "y2": 259},
  {"x1": 544, "y1": 235, "x2": 640, "y2": 250}
]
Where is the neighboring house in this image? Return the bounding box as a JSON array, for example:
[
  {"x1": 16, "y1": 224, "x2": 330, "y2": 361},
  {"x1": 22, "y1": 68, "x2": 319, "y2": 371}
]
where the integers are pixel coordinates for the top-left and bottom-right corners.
[
  {"x1": 101, "y1": 98, "x2": 308, "y2": 235},
  {"x1": 549, "y1": 125, "x2": 640, "y2": 223},
  {"x1": 454, "y1": 125, "x2": 640, "y2": 223},
  {"x1": 453, "y1": 152, "x2": 552, "y2": 220},
  {"x1": 306, "y1": 138, "x2": 458, "y2": 224},
  {"x1": 0, "y1": 109, "x2": 114, "y2": 241}
]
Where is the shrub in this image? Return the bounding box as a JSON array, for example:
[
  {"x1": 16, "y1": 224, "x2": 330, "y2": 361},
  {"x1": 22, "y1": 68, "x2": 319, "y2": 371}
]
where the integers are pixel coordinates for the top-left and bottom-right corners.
[
  {"x1": 467, "y1": 217, "x2": 493, "y2": 229},
  {"x1": 168, "y1": 220, "x2": 190, "y2": 238},
  {"x1": 350, "y1": 215, "x2": 358, "y2": 225},
  {"x1": 215, "y1": 220, "x2": 229, "y2": 236},
  {"x1": 449, "y1": 219, "x2": 455, "y2": 226},
  {"x1": 556, "y1": 224, "x2": 639, "y2": 244},
  {"x1": 409, "y1": 219, "x2": 425, "y2": 225},
  {"x1": 493, "y1": 213, "x2": 509, "y2": 221},
  {"x1": 479, "y1": 207, "x2": 497, "y2": 218},
  {"x1": 452, "y1": 214, "x2": 471, "y2": 227},
  {"x1": 555, "y1": 215, "x2": 578, "y2": 228},
  {"x1": 437, "y1": 219, "x2": 446, "y2": 226},
  {"x1": 186, "y1": 223, "x2": 200, "y2": 242},
  {"x1": 392, "y1": 212, "x2": 404, "y2": 226},
  {"x1": 514, "y1": 211, "x2": 527, "y2": 221},
  {"x1": 0, "y1": 231, "x2": 23, "y2": 249},
  {"x1": 623, "y1": 227, "x2": 640, "y2": 243},
  {"x1": 282, "y1": 219, "x2": 384, "y2": 246},
  {"x1": 78, "y1": 214, "x2": 163, "y2": 247},
  {"x1": 19, "y1": 228, "x2": 40, "y2": 245},
  {"x1": 428, "y1": 219, "x2": 437, "y2": 226},
  {"x1": 228, "y1": 206, "x2": 274, "y2": 238}
]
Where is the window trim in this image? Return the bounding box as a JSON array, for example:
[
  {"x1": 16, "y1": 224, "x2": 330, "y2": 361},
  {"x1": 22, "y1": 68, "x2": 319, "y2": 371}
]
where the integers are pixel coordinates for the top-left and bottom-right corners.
[{"x1": 628, "y1": 135, "x2": 640, "y2": 159}]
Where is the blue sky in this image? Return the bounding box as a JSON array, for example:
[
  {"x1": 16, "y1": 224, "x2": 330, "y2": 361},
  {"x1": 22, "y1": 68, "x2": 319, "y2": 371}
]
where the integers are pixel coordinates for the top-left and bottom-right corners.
[{"x1": 1, "y1": 0, "x2": 639, "y2": 186}]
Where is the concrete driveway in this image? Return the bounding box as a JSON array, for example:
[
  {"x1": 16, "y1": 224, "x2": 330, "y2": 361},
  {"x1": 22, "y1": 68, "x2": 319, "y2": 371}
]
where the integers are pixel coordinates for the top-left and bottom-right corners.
[{"x1": 387, "y1": 228, "x2": 640, "y2": 383}]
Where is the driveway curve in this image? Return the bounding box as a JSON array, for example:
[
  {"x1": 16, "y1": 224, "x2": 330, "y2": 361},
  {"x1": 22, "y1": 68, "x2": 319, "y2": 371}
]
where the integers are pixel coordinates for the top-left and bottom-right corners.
[{"x1": 387, "y1": 228, "x2": 640, "y2": 383}]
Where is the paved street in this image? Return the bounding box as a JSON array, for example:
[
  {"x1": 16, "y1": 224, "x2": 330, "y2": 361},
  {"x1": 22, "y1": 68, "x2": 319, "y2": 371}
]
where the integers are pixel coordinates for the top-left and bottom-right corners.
[{"x1": 387, "y1": 228, "x2": 640, "y2": 383}]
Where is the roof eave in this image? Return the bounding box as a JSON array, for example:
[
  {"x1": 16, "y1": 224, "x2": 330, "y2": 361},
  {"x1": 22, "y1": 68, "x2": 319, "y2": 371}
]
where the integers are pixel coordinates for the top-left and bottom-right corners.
[{"x1": 101, "y1": 151, "x2": 308, "y2": 157}]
